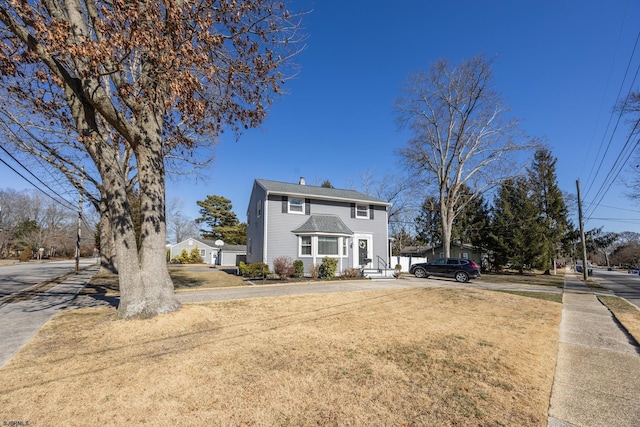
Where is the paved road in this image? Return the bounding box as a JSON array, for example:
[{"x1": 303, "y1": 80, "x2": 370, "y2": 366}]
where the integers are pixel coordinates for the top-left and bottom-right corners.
[
  {"x1": 590, "y1": 267, "x2": 640, "y2": 308},
  {"x1": 0, "y1": 259, "x2": 97, "y2": 298}
]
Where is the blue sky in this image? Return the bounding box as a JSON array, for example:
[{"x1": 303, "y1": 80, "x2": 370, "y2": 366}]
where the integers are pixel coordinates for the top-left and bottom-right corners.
[{"x1": 1, "y1": 0, "x2": 639, "y2": 237}]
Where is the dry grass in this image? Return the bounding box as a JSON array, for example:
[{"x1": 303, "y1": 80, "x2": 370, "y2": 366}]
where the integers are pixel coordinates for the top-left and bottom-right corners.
[
  {"x1": 83, "y1": 265, "x2": 245, "y2": 298},
  {"x1": 478, "y1": 272, "x2": 565, "y2": 288},
  {"x1": 598, "y1": 295, "x2": 640, "y2": 344},
  {"x1": 0, "y1": 287, "x2": 561, "y2": 426}
]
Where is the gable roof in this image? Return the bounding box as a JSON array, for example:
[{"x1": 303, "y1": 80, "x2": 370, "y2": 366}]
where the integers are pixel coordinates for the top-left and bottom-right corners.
[
  {"x1": 173, "y1": 237, "x2": 246, "y2": 252},
  {"x1": 292, "y1": 214, "x2": 354, "y2": 235},
  {"x1": 255, "y1": 178, "x2": 391, "y2": 206}
]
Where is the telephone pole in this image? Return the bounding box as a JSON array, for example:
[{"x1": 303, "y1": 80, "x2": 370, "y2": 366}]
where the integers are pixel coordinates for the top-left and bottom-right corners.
[
  {"x1": 75, "y1": 168, "x2": 84, "y2": 272},
  {"x1": 576, "y1": 179, "x2": 588, "y2": 281}
]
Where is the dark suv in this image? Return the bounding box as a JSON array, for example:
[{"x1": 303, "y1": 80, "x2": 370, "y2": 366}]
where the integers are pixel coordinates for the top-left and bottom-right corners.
[{"x1": 409, "y1": 258, "x2": 480, "y2": 283}]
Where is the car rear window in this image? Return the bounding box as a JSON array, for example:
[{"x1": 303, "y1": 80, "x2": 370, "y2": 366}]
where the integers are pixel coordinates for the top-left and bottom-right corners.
[{"x1": 446, "y1": 259, "x2": 460, "y2": 265}]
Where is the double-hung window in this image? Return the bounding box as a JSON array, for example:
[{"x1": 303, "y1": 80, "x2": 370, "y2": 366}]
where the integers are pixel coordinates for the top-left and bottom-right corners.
[
  {"x1": 289, "y1": 198, "x2": 304, "y2": 214},
  {"x1": 300, "y1": 236, "x2": 312, "y2": 256},
  {"x1": 356, "y1": 204, "x2": 369, "y2": 218}
]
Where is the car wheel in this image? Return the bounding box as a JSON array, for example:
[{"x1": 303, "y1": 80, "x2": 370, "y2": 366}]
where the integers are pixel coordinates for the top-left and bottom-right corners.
[
  {"x1": 454, "y1": 271, "x2": 469, "y2": 283},
  {"x1": 414, "y1": 267, "x2": 428, "y2": 278}
]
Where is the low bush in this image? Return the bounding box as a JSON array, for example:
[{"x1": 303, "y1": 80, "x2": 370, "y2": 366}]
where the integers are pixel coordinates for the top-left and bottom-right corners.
[
  {"x1": 319, "y1": 257, "x2": 338, "y2": 279},
  {"x1": 239, "y1": 261, "x2": 270, "y2": 279},
  {"x1": 309, "y1": 263, "x2": 320, "y2": 279},
  {"x1": 19, "y1": 247, "x2": 33, "y2": 262},
  {"x1": 341, "y1": 268, "x2": 360, "y2": 279},
  {"x1": 171, "y1": 247, "x2": 203, "y2": 264},
  {"x1": 273, "y1": 256, "x2": 295, "y2": 279},
  {"x1": 293, "y1": 260, "x2": 304, "y2": 278},
  {"x1": 393, "y1": 264, "x2": 403, "y2": 278}
]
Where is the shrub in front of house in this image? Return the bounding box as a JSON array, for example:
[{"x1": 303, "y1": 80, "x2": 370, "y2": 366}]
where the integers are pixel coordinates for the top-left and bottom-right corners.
[
  {"x1": 239, "y1": 261, "x2": 270, "y2": 279},
  {"x1": 171, "y1": 247, "x2": 203, "y2": 264},
  {"x1": 309, "y1": 263, "x2": 320, "y2": 279},
  {"x1": 293, "y1": 260, "x2": 304, "y2": 278},
  {"x1": 273, "y1": 256, "x2": 295, "y2": 279},
  {"x1": 319, "y1": 257, "x2": 338, "y2": 279},
  {"x1": 341, "y1": 267, "x2": 360, "y2": 279}
]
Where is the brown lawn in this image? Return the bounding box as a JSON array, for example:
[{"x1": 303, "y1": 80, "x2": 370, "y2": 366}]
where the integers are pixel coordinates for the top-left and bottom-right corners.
[{"x1": 0, "y1": 287, "x2": 561, "y2": 426}]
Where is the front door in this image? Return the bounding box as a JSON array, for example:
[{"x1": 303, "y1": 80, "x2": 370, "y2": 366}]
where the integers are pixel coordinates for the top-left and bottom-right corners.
[{"x1": 353, "y1": 234, "x2": 373, "y2": 268}]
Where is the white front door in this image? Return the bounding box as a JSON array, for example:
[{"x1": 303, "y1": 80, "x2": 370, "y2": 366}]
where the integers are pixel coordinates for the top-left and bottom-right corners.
[{"x1": 353, "y1": 234, "x2": 373, "y2": 268}]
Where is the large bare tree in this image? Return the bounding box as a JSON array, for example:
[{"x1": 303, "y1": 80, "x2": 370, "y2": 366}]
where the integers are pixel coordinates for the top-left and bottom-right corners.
[
  {"x1": 0, "y1": 1, "x2": 302, "y2": 318},
  {"x1": 396, "y1": 55, "x2": 539, "y2": 258}
]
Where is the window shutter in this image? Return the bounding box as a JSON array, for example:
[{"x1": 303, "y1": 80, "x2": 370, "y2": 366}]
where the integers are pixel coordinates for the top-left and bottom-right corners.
[
  {"x1": 305, "y1": 198, "x2": 311, "y2": 215},
  {"x1": 369, "y1": 205, "x2": 374, "y2": 220},
  {"x1": 282, "y1": 196, "x2": 288, "y2": 213},
  {"x1": 351, "y1": 203, "x2": 355, "y2": 218}
]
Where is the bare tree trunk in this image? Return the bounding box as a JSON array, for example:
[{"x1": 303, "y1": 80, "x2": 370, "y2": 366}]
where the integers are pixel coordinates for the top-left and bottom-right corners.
[
  {"x1": 99, "y1": 197, "x2": 118, "y2": 274},
  {"x1": 135, "y1": 138, "x2": 180, "y2": 317},
  {"x1": 100, "y1": 164, "x2": 147, "y2": 318}
]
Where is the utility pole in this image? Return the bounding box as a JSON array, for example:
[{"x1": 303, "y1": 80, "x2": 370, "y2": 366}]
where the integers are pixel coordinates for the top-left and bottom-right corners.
[
  {"x1": 75, "y1": 167, "x2": 84, "y2": 273},
  {"x1": 576, "y1": 179, "x2": 588, "y2": 281}
]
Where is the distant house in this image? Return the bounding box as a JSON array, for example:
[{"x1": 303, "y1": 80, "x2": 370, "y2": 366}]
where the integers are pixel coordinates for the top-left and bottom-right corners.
[
  {"x1": 245, "y1": 178, "x2": 391, "y2": 276},
  {"x1": 169, "y1": 237, "x2": 246, "y2": 266},
  {"x1": 400, "y1": 243, "x2": 482, "y2": 263}
]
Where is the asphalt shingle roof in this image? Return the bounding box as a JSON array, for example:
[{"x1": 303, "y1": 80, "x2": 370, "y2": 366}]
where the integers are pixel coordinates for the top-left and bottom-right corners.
[
  {"x1": 255, "y1": 178, "x2": 390, "y2": 205},
  {"x1": 292, "y1": 215, "x2": 354, "y2": 235}
]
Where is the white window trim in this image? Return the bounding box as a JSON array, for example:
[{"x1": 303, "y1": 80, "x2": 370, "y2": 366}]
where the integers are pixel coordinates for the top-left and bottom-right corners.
[
  {"x1": 299, "y1": 235, "x2": 312, "y2": 257},
  {"x1": 355, "y1": 204, "x2": 369, "y2": 219},
  {"x1": 288, "y1": 198, "x2": 305, "y2": 214},
  {"x1": 298, "y1": 235, "x2": 349, "y2": 258}
]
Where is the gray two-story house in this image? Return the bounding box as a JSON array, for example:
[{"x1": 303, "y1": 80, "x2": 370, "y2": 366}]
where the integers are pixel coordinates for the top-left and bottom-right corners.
[{"x1": 246, "y1": 178, "x2": 391, "y2": 276}]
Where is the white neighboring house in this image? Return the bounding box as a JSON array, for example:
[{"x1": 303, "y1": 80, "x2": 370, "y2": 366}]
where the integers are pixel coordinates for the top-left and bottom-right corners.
[{"x1": 169, "y1": 237, "x2": 247, "y2": 266}]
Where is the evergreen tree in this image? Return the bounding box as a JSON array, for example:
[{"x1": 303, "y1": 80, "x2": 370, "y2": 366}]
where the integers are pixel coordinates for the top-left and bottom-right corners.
[
  {"x1": 451, "y1": 186, "x2": 490, "y2": 252},
  {"x1": 527, "y1": 148, "x2": 570, "y2": 272},
  {"x1": 488, "y1": 178, "x2": 544, "y2": 272},
  {"x1": 415, "y1": 196, "x2": 441, "y2": 247},
  {"x1": 195, "y1": 195, "x2": 244, "y2": 243}
]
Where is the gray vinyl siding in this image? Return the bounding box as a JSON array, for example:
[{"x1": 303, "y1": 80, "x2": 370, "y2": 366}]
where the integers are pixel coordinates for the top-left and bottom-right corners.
[
  {"x1": 264, "y1": 196, "x2": 389, "y2": 272},
  {"x1": 245, "y1": 182, "x2": 267, "y2": 263},
  {"x1": 246, "y1": 179, "x2": 390, "y2": 275},
  {"x1": 170, "y1": 238, "x2": 216, "y2": 264}
]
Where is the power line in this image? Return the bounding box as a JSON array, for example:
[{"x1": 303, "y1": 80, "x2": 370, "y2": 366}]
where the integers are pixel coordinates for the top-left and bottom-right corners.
[
  {"x1": 0, "y1": 146, "x2": 77, "y2": 212},
  {"x1": 584, "y1": 32, "x2": 640, "y2": 198}
]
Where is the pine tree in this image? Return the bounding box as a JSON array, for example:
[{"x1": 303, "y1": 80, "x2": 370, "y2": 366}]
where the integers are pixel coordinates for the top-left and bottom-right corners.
[
  {"x1": 488, "y1": 178, "x2": 544, "y2": 272},
  {"x1": 527, "y1": 148, "x2": 570, "y2": 273},
  {"x1": 195, "y1": 195, "x2": 244, "y2": 243},
  {"x1": 415, "y1": 196, "x2": 441, "y2": 247}
]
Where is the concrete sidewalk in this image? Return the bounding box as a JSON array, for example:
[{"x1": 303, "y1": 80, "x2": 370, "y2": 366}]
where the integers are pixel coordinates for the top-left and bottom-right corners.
[
  {"x1": 0, "y1": 265, "x2": 100, "y2": 368},
  {"x1": 547, "y1": 276, "x2": 640, "y2": 426}
]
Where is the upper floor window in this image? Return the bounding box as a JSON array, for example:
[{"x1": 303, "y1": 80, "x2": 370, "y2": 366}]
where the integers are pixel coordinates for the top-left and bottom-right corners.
[
  {"x1": 289, "y1": 198, "x2": 304, "y2": 214},
  {"x1": 356, "y1": 204, "x2": 369, "y2": 218},
  {"x1": 257, "y1": 200, "x2": 262, "y2": 218}
]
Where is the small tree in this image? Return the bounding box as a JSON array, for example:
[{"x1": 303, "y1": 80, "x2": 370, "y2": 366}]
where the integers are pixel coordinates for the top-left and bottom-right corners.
[{"x1": 273, "y1": 256, "x2": 295, "y2": 279}]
